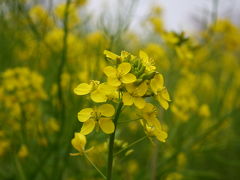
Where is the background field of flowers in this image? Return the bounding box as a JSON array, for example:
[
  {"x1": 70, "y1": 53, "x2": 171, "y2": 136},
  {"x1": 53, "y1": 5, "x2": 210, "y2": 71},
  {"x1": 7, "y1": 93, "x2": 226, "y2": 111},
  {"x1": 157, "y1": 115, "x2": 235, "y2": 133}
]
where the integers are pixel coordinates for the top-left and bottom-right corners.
[{"x1": 0, "y1": 0, "x2": 240, "y2": 180}]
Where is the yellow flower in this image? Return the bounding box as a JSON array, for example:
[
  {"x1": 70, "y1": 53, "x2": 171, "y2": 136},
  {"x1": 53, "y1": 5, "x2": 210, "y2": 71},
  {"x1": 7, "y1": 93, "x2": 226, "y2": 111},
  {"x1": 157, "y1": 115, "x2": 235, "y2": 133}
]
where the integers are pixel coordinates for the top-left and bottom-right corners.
[
  {"x1": 141, "y1": 103, "x2": 157, "y2": 120},
  {"x1": 104, "y1": 50, "x2": 120, "y2": 60},
  {"x1": 78, "y1": 104, "x2": 115, "y2": 135},
  {"x1": 122, "y1": 81, "x2": 148, "y2": 109},
  {"x1": 139, "y1": 51, "x2": 156, "y2": 72},
  {"x1": 104, "y1": 50, "x2": 135, "y2": 62},
  {"x1": 150, "y1": 74, "x2": 170, "y2": 110},
  {"x1": 18, "y1": 145, "x2": 29, "y2": 158},
  {"x1": 104, "y1": 63, "x2": 136, "y2": 86},
  {"x1": 71, "y1": 133, "x2": 87, "y2": 155},
  {"x1": 74, "y1": 81, "x2": 115, "y2": 102},
  {"x1": 141, "y1": 117, "x2": 168, "y2": 142},
  {"x1": 140, "y1": 103, "x2": 168, "y2": 142}
]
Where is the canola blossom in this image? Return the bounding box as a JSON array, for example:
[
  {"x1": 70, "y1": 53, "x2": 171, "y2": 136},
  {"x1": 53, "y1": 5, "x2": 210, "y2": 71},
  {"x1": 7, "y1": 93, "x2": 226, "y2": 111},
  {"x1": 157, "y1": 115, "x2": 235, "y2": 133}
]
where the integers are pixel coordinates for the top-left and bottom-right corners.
[
  {"x1": 1, "y1": 1, "x2": 240, "y2": 180},
  {"x1": 71, "y1": 49, "x2": 170, "y2": 179}
]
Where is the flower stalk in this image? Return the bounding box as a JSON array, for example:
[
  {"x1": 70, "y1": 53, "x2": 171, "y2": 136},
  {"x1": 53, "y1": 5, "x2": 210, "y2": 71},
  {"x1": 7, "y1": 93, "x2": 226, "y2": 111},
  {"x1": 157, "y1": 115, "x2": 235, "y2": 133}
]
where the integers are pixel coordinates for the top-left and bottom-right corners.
[{"x1": 107, "y1": 101, "x2": 123, "y2": 180}]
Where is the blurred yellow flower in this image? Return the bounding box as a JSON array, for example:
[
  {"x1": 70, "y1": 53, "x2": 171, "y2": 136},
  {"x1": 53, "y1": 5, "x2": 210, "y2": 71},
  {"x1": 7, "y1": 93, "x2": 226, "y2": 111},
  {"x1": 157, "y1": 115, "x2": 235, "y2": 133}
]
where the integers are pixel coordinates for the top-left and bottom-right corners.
[{"x1": 18, "y1": 145, "x2": 29, "y2": 158}]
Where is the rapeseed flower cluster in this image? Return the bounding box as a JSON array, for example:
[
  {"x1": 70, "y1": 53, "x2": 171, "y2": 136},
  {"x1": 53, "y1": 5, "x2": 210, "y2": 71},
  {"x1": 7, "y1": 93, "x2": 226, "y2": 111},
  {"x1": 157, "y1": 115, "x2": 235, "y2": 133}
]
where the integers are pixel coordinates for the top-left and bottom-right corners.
[{"x1": 71, "y1": 50, "x2": 170, "y2": 154}]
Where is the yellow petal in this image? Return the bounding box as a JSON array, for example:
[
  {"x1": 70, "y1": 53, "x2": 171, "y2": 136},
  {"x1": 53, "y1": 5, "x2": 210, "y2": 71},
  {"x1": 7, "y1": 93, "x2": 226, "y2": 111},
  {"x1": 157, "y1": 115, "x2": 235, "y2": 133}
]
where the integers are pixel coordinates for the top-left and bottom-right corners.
[
  {"x1": 133, "y1": 97, "x2": 146, "y2": 109},
  {"x1": 104, "y1": 66, "x2": 117, "y2": 77},
  {"x1": 150, "y1": 74, "x2": 164, "y2": 94},
  {"x1": 78, "y1": 108, "x2": 93, "y2": 122},
  {"x1": 98, "y1": 83, "x2": 117, "y2": 95},
  {"x1": 80, "y1": 119, "x2": 96, "y2": 135},
  {"x1": 74, "y1": 83, "x2": 92, "y2": 95},
  {"x1": 90, "y1": 90, "x2": 107, "y2": 103},
  {"x1": 135, "y1": 81, "x2": 148, "y2": 96},
  {"x1": 108, "y1": 77, "x2": 121, "y2": 86},
  {"x1": 98, "y1": 104, "x2": 115, "y2": 117},
  {"x1": 117, "y1": 63, "x2": 131, "y2": 76},
  {"x1": 71, "y1": 133, "x2": 86, "y2": 152},
  {"x1": 122, "y1": 92, "x2": 134, "y2": 106},
  {"x1": 139, "y1": 50, "x2": 148, "y2": 61},
  {"x1": 104, "y1": 50, "x2": 119, "y2": 60},
  {"x1": 99, "y1": 118, "x2": 115, "y2": 134},
  {"x1": 155, "y1": 130, "x2": 168, "y2": 142},
  {"x1": 121, "y1": 73, "x2": 136, "y2": 84},
  {"x1": 125, "y1": 84, "x2": 135, "y2": 93},
  {"x1": 156, "y1": 95, "x2": 169, "y2": 110},
  {"x1": 161, "y1": 88, "x2": 170, "y2": 101}
]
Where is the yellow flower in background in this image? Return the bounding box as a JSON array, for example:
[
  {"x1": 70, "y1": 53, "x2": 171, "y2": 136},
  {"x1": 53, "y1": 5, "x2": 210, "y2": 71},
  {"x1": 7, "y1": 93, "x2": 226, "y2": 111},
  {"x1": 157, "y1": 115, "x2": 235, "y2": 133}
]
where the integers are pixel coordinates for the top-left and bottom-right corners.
[
  {"x1": 122, "y1": 81, "x2": 148, "y2": 109},
  {"x1": 18, "y1": 144, "x2": 29, "y2": 158},
  {"x1": 78, "y1": 104, "x2": 115, "y2": 135},
  {"x1": 199, "y1": 104, "x2": 211, "y2": 118},
  {"x1": 104, "y1": 63, "x2": 136, "y2": 86},
  {"x1": 150, "y1": 74, "x2": 170, "y2": 110}
]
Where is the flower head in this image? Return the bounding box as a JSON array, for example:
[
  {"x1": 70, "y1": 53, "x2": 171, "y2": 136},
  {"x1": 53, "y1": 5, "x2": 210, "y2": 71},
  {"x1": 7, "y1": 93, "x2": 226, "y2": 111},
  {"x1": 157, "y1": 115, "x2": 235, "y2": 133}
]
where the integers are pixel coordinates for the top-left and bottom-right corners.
[
  {"x1": 150, "y1": 74, "x2": 170, "y2": 109},
  {"x1": 104, "y1": 63, "x2": 136, "y2": 87},
  {"x1": 78, "y1": 104, "x2": 115, "y2": 135},
  {"x1": 74, "y1": 81, "x2": 116, "y2": 103},
  {"x1": 122, "y1": 81, "x2": 148, "y2": 109}
]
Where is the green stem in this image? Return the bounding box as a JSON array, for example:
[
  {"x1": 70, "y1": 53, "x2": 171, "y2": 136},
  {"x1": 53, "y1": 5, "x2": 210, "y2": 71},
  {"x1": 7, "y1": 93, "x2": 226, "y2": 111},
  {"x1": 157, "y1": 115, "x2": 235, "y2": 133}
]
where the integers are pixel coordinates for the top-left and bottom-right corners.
[
  {"x1": 107, "y1": 101, "x2": 123, "y2": 180},
  {"x1": 114, "y1": 136, "x2": 147, "y2": 156},
  {"x1": 84, "y1": 153, "x2": 106, "y2": 180}
]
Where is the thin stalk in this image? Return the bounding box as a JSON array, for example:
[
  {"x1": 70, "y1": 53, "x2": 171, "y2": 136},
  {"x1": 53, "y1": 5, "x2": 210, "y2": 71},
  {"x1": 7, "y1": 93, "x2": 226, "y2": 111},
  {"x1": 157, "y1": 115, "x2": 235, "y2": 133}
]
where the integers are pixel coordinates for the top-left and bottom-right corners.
[
  {"x1": 107, "y1": 101, "x2": 123, "y2": 180},
  {"x1": 53, "y1": 0, "x2": 71, "y2": 179},
  {"x1": 114, "y1": 136, "x2": 147, "y2": 156},
  {"x1": 84, "y1": 153, "x2": 107, "y2": 180}
]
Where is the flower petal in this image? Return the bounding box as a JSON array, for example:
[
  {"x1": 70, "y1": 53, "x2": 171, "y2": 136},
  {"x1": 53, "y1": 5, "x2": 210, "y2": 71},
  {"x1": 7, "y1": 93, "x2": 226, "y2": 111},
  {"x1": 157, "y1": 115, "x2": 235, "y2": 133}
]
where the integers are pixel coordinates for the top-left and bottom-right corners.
[
  {"x1": 150, "y1": 74, "x2": 164, "y2": 94},
  {"x1": 99, "y1": 118, "x2": 115, "y2": 134},
  {"x1": 74, "y1": 83, "x2": 92, "y2": 95},
  {"x1": 90, "y1": 90, "x2": 107, "y2": 103},
  {"x1": 78, "y1": 108, "x2": 93, "y2": 122},
  {"x1": 135, "y1": 81, "x2": 148, "y2": 96},
  {"x1": 156, "y1": 95, "x2": 169, "y2": 110},
  {"x1": 133, "y1": 97, "x2": 146, "y2": 109},
  {"x1": 98, "y1": 104, "x2": 115, "y2": 117},
  {"x1": 71, "y1": 133, "x2": 86, "y2": 152},
  {"x1": 161, "y1": 88, "x2": 170, "y2": 101},
  {"x1": 104, "y1": 50, "x2": 119, "y2": 60},
  {"x1": 117, "y1": 63, "x2": 131, "y2": 76},
  {"x1": 80, "y1": 119, "x2": 96, "y2": 135},
  {"x1": 122, "y1": 92, "x2": 134, "y2": 106},
  {"x1": 108, "y1": 77, "x2": 121, "y2": 87},
  {"x1": 121, "y1": 73, "x2": 136, "y2": 84},
  {"x1": 104, "y1": 66, "x2": 117, "y2": 77},
  {"x1": 155, "y1": 130, "x2": 168, "y2": 142},
  {"x1": 139, "y1": 50, "x2": 148, "y2": 61}
]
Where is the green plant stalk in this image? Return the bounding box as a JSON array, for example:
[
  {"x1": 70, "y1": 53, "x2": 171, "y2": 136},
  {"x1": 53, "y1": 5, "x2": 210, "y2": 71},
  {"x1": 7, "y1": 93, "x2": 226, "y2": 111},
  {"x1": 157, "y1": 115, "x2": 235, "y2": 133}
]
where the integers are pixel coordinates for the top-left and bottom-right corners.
[
  {"x1": 107, "y1": 101, "x2": 123, "y2": 180},
  {"x1": 114, "y1": 136, "x2": 147, "y2": 156},
  {"x1": 84, "y1": 153, "x2": 107, "y2": 180}
]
